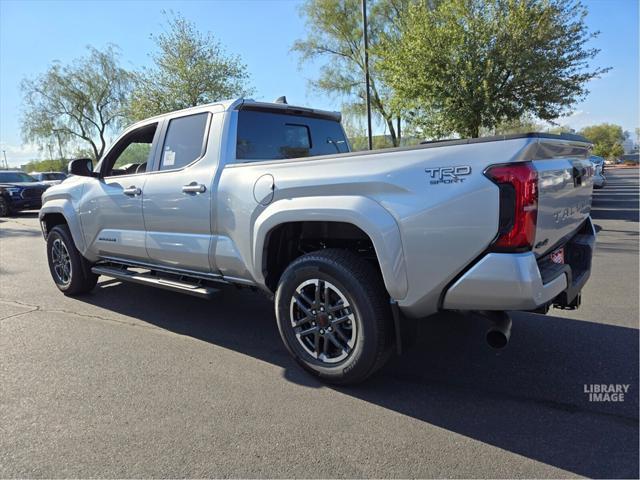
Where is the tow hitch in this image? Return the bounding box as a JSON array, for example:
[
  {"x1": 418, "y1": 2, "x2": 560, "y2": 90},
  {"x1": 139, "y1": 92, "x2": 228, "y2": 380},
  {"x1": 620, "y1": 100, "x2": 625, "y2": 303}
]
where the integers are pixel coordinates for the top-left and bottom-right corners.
[{"x1": 554, "y1": 292, "x2": 582, "y2": 310}]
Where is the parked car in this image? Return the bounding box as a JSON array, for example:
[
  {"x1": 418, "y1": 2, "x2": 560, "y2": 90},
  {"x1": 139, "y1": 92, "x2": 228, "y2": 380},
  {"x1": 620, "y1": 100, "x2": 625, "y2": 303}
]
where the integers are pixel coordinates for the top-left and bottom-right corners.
[
  {"x1": 590, "y1": 155, "x2": 606, "y2": 189},
  {"x1": 29, "y1": 171, "x2": 67, "y2": 186},
  {"x1": 620, "y1": 153, "x2": 639, "y2": 165},
  {"x1": 39, "y1": 98, "x2": 596, "y2": 384},
  {"x1": 0, "y1": 171, "x2": 50, "y2": 216}
]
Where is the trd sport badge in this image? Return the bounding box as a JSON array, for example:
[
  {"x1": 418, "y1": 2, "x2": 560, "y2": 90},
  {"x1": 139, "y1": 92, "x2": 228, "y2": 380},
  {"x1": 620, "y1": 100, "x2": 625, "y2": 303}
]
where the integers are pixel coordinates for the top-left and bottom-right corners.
[{"x1": 425, "y1": 166, "x2": 472, "y2": 185}]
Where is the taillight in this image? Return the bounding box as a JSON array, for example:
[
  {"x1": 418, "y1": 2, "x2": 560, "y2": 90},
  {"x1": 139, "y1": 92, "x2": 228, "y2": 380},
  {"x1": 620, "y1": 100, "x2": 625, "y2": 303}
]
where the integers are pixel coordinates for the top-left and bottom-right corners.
[{"x1": 484, "y1": 162, "x2": 538, "y2": 252}]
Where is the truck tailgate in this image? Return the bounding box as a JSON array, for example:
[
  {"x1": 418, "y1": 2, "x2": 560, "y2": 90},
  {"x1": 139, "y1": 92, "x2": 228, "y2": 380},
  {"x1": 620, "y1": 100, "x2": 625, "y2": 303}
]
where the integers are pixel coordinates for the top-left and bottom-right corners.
[{"x1": 532, "y1": 140, "x2": 593, "y2": 257}]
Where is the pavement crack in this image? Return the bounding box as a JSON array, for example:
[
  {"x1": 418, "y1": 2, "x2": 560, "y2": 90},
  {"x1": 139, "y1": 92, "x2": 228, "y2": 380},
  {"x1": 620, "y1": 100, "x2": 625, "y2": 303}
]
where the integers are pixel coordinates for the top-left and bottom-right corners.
[
  {"x1": 0, "y1": 299, "x2": 40, "y2": 322},
  {"x1": 0, "y1": 298, "x2": 167, "y2": 334},
  {"x1": 3, "y1": 219, "x2": 37, "y2": 229},
  {"x1": 0, "y1": 308, "x2": 39, "y2": 322}
]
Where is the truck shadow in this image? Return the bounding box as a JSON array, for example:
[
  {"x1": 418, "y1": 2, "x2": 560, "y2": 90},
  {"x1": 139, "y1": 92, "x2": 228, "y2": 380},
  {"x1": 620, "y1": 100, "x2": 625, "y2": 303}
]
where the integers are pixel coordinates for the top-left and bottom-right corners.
[{"x1": 77, "y1": 282, "x2": 639, "y2": 478}]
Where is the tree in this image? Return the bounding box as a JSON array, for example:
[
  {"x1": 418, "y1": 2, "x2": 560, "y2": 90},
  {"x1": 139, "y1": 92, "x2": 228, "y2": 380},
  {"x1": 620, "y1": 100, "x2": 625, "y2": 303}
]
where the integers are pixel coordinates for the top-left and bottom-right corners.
[
  {"x1": 491, "y1": 115, "x2": 543, "y2": 135},
  {"x1": 21, "y1": 158, "x2": 69, "y2": 173},
  {"x1": 377, "y1": 0, "x2": 609, "y2": 138},
  {"x1": 293, "y1": 0, "x2": 412, "y2": 147},
  {"x1": 21, "y1": 46, "x2": 132, "y2": 161},
  {"x1": 128, "y1": 13, "x2": 252, "y2": 121},
  {"x1": 580, "y1": 123, "x2": 625, "y2": 159}
]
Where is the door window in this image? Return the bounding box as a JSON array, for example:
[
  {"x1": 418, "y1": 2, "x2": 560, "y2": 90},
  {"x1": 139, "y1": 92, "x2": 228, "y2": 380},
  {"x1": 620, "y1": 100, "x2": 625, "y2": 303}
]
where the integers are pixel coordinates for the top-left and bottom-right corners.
[
  {"x1": 159, "y1": 113, "x2": 209, "y2": 171},
  {"x1": 102, "y1": 123, "x2": 158, "y2": 177}
]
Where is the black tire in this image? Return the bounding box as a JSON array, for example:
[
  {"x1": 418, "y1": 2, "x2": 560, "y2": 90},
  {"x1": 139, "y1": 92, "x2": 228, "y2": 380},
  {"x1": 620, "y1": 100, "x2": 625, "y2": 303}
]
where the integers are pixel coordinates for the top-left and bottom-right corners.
[
  {"x1": 0, "y1": 197, "x2": 10, "y2": 217},
  {"x1": 275, "y1": 249, "x2": 393, "y2": 384},
  {"x1": 47, "y1": 224, "x2": 98, "y2": 295}
]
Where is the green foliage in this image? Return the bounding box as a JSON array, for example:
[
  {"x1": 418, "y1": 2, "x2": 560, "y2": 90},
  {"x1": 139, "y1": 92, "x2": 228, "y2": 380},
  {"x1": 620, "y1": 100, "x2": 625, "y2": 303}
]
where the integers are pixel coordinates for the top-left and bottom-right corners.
[
  {"x1": 546, "y1": 125, "x2": 576, "y2": 135},
  {"x1": 490, "y1": 115, "x2": 543, "y2": 135},
  {"x1": 293, "y1": 0, "x2": 412, "y2": 146},
  {"x1": 609, "y1": 143, "x2": 625, "y2": 159},
  {"x1": 128, "y1": 13, "x2": 252, "y2": 121},
  {"x1": 579, "y1": 123, "x2": 625, "y2": 159},
  {"x1": 349, "y1": 134, "x2": 396, "y2": 151},
  {"x1": 112, "y1": 143, "x2": 152, "y2": 169},
  {"x1": 21, "y1": 46, "x2": 132, "y2": 160},
  {"x1": 21, "y1": 158, "x2": 69, "y2": 173},
  {"x1": 377, "y1": 0, "x2": 609, "y2": 138}
]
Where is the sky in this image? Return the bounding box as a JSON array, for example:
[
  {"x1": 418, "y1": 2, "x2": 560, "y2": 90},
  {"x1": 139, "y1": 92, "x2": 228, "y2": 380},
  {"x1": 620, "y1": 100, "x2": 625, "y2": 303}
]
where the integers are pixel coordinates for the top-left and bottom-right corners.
[{"x1": 0, "y1": 0, "x2": 638, "y2": 166}]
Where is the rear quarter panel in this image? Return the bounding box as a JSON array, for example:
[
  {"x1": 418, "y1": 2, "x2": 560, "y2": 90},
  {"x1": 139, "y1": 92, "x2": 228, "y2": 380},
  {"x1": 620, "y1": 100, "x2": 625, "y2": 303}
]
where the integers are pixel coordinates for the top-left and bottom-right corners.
[{"x1": 214, "y1": 139, "x2": 539, "y2": 316}]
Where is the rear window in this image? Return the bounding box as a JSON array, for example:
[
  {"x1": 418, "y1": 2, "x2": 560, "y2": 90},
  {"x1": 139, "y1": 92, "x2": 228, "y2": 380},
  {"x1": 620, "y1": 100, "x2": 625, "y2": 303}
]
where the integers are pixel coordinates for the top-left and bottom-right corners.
[
  {"x1": 236, "y1": 110, "x2": 348, "y2": 161},
  {"x1": 43, "y1": 173, "x2": 66, "y2": 180}
]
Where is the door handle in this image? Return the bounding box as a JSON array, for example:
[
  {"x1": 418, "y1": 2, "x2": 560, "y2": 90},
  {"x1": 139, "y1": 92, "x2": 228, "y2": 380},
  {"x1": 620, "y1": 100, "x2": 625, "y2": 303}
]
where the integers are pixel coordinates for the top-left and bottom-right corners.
[
  {"x1": 182, "y1": 183, "x2": 207, "y2": 194},
  {"x1": 123, "y1": 186, "x2": 142, "y2": 196}
]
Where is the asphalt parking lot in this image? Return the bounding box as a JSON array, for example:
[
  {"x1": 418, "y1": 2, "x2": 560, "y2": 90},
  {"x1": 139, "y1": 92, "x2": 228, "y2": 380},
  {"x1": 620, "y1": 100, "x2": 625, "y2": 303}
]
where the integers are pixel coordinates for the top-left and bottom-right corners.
[{"x1": 1, "y1": 168, "x2": 638, "y2": 478}]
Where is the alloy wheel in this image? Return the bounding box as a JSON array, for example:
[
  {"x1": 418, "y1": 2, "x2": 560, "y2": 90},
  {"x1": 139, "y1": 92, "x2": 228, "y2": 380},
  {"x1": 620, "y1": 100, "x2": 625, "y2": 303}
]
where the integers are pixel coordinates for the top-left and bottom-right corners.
[
  {"x1": 289, "y1": 279, "x2": 357, "y2": 364},
  {"x1": 51, "y1": 238, "x2": 72, "y2": 285}
]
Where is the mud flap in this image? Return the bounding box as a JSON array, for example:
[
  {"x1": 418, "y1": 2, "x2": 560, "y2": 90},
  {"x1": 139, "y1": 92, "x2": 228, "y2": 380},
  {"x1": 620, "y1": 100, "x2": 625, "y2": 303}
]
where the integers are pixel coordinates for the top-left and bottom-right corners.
[{"x1": 390, "y1": 300, "x2": 417, "y2": 355}]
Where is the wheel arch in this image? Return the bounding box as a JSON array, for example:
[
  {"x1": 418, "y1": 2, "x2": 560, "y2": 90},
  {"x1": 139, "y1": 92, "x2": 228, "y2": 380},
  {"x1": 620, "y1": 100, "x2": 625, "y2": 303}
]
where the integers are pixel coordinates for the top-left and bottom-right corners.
[
  {"x1": 252, "y1": 196, "x2": 408, "y2": 300},
  {"x1": 39, "y1": 200, "x2": 87, "y2": 255}
]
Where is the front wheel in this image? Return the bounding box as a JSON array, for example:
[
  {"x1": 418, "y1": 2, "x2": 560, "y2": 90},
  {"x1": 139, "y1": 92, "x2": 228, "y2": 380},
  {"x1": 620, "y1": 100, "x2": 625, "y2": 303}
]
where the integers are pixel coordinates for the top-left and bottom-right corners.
[
  {"x1": 275, "y1": 249, "x2": 393, "y2": 384},
  {"x1": 46, "y1": 224, "x2": 98, "y2": 295},
  {"x1": 0, "y1": 197, "x2": 10, "y2": 217}
]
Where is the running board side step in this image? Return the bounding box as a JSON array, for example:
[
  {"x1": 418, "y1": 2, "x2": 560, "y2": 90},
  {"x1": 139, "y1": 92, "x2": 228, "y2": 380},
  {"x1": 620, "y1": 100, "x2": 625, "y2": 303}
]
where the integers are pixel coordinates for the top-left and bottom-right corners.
[{"x1": 91, "y1": 265, "x2": 219, "y2": 299}]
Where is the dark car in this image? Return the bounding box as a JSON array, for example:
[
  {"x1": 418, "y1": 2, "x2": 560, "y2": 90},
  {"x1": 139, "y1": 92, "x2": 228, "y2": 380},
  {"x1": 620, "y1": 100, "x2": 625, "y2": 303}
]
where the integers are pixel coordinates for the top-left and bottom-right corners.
[
  {"x1": 0, "y1": 171, "x2": 50, "y2": 216},
  {"x1": 29, "y1": 171, "x2": 67, "y2": 186}
]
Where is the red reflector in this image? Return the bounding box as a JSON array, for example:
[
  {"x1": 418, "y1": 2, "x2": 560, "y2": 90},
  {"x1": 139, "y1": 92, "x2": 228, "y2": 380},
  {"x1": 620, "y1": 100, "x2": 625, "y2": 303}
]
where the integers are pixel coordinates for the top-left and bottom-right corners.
[{"x1": 485, "y1": 162, "x2": 538, "y2": 251}]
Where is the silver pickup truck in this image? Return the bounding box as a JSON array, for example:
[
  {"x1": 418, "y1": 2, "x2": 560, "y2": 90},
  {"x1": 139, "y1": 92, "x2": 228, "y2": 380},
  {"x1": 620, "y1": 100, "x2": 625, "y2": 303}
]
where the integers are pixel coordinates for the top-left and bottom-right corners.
[{"x1": 40, "y1": 98, "x2": 596, "y2": 383}]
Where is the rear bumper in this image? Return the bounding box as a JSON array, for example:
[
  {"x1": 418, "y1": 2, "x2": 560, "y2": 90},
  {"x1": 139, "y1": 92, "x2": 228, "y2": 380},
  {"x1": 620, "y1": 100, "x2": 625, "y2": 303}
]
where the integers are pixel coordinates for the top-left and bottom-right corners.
[{"x1": 443, "y1": 218, "x2": 596, "y2": 311}]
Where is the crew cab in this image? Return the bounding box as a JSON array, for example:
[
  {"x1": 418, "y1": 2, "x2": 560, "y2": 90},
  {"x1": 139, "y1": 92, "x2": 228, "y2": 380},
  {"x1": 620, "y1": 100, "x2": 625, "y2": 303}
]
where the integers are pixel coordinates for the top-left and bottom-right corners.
[{"x1": 39, "y1": 98, "x2": 596, "y2": 384}]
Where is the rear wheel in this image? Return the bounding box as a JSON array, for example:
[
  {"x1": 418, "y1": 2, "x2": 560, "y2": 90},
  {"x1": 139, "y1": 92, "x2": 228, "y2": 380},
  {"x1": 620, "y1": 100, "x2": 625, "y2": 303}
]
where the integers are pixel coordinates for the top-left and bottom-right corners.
[
  {"x1": 275, "y1": 249, "x2": 393, "y2": 384},
  {"x1": 47, "y1": 224, "x2": 98, "y2": 295}
]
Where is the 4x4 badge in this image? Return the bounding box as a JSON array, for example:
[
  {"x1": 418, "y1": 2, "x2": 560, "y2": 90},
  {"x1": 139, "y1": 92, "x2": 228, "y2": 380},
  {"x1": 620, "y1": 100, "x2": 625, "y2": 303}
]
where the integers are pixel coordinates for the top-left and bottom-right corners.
[{"x1": 425, "y1": 166, "x2": 472, "y2": 185}]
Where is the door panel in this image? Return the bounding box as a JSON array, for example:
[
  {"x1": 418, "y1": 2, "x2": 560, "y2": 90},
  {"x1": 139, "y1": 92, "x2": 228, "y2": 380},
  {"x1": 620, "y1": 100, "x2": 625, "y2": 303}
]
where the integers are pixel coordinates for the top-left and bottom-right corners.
[
  {"x1": 80, "y1": 175, "x2": 148, "y2": 260},
  {"x1": 142, "y1": 112, "x2": 216, "y2": 272},
  {"x1": 80, "y1": 121, "x2": 161, "y2": 262}
]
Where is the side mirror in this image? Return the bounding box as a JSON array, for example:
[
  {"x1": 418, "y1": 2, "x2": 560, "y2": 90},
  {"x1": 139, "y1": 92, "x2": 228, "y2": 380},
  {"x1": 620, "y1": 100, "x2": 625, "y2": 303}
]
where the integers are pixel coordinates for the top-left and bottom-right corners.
[{"x1": 67, "y1": 158, "x2": 94, "y2": 177}]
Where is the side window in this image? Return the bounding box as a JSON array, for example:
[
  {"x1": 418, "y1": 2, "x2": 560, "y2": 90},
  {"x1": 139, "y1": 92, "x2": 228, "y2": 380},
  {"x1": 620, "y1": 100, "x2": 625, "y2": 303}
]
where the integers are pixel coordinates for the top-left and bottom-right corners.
[
  {"x1": 160, "y1": 113, "x2": 209, "y2": 171},
  {"x1": 104, "y1": 123, "x2": 158, "y2": 177}
]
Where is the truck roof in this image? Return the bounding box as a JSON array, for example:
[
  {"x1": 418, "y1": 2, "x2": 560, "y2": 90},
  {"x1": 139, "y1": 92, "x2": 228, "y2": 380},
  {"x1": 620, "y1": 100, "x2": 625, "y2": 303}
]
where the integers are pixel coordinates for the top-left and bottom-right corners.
[{"x1": 131, "y1": 98, "x2": 341, "y2": 127}]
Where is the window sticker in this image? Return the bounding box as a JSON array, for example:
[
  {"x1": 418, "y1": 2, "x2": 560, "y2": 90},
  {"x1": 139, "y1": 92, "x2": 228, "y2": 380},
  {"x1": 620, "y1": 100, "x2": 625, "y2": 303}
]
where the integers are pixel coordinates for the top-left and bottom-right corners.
[{"x1": 164, "y1": 150, "x2": 176, "y2": 167}]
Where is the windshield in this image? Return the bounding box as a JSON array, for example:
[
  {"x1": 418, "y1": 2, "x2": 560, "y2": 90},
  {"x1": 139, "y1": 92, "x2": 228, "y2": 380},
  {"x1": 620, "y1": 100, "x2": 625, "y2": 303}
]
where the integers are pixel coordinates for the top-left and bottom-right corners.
[{"x1": 0, "y1": 172, "x2": 37, "y2": 183}]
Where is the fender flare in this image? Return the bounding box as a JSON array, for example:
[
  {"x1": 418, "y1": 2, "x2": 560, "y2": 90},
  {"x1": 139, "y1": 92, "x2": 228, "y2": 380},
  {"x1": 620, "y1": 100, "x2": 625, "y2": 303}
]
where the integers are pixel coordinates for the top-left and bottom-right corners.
[
  {"x1": 39, "y1": 200, "x2": 88, "y2": 256},
  {"x1": 252, "y1": 196, "x2": 408, "y2": 300}
]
